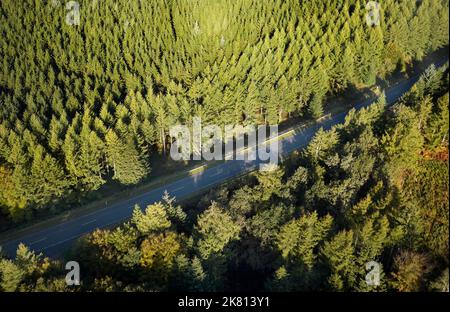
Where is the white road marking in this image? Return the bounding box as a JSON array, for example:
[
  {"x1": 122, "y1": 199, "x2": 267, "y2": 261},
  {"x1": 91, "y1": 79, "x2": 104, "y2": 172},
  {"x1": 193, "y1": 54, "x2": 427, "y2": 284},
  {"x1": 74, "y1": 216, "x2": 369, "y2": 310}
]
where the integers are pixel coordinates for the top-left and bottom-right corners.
[
  {"x1": 172, "y1": 186, "x2": 185, "y2": 192},
  {"x1": 41, "y1": 219, "x2": 124, "y2": 251},
  {"x1": 41, "y1": 234, "x2": 89, "y2": 250},
  {"x1": 81, "y1": 219, "x2": 97, "y2": 226},
  {"x1": 82, "y1": 207, "x2": 108, "y2": 218},
  {"x1": 29, "y1": 237, "x2": 47, "y2": 246},
  {"x1": 209, "y1": 170, "x2": 223, "y2": 178}
]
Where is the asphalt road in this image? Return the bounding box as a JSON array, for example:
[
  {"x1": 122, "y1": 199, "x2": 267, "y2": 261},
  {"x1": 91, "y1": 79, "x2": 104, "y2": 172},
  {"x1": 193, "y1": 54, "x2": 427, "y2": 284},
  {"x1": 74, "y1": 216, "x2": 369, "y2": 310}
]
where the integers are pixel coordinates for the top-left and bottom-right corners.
[{"x1": 0, "y1": 58, "x2": 447, "y2": 258}]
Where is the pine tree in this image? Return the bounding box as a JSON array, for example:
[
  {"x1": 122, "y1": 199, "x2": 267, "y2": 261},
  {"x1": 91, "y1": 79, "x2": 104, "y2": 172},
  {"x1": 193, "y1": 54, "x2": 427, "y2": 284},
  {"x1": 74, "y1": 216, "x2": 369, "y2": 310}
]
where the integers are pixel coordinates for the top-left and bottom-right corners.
[
  {"x1": 131, "y1": 203, "x2": 171, "y2": 235},
  {"x1": 105, "y1": 130, "x2": 148, "y2": 185},
  {"x1": 29, "y1": 145, "x2": 70, "y2": 206},
  {"x1": 277, "y1": 212, "x2": 333, "y2": 269},
  {"x1": 195, "y1": 202, "x2": 241, "y2": 259},
  {"x1": 321, "y1": 230, "x2": 357, "y2": 291},
  {"x1": 0, "y1": 259, "x2": 25, "y2": 292},
  {"x1": 309, "y1": 93, "x2": 324, "y2": 119}
]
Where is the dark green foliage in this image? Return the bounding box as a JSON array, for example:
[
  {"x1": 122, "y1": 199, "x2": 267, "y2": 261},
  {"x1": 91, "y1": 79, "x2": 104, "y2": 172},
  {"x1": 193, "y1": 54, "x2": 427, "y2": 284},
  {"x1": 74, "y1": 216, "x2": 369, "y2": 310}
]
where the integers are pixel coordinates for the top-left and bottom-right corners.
[
  {"x1": 0, "y1": 0, "x2": 448, "y2": 222},
  {"x1": 2, "y1": 71, "x2": 449, "y2": 291},
  {"x1": 0, "y1": 0, "x2": 448, "y2": 293}
]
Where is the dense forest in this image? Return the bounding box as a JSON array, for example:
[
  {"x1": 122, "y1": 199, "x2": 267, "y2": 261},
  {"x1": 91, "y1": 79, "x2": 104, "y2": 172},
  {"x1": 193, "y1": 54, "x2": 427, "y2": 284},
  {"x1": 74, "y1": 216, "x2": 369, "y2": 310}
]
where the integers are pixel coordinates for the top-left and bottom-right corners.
[
  {"x1": 0, "y1": 0, "x2": 449, "y2": 224},
  {"x1": 0, "y1": 65, "x2": 448, "y2": 292}
]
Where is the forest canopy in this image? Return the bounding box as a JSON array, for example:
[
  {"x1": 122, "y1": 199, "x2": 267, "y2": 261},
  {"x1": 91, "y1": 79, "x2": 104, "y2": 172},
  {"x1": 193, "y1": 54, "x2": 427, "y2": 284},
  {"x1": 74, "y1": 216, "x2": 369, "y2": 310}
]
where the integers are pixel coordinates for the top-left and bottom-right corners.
[
  {"x1": 0, "y1": 0, "x2": 448, "y2": 223},
  {"x1": 1, "y1": 64, "x2": 448, "y2": 292}
]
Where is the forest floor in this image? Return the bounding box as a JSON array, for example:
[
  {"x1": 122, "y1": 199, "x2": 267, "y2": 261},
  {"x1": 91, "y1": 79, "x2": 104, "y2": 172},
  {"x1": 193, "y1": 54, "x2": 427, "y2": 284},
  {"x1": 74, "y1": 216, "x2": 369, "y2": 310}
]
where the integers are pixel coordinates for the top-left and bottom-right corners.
[{"x1": 0, "y1": 47, "x2": 448, "y2": 243}]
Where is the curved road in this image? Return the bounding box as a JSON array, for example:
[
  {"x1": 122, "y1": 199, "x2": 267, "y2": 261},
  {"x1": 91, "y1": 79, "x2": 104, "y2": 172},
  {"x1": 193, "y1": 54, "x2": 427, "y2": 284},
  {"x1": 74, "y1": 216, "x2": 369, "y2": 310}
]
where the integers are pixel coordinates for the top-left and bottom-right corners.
[{"x1": 0, "y1": 58, "x2": 447, "y2": 258}]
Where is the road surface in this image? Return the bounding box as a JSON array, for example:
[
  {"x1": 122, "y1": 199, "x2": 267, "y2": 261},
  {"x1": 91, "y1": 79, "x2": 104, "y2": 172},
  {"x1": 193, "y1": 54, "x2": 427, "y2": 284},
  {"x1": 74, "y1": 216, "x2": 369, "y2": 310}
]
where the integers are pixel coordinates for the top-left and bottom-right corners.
[{"x1": 0, "y1": 58, "x2": 447, "y2": 258}]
